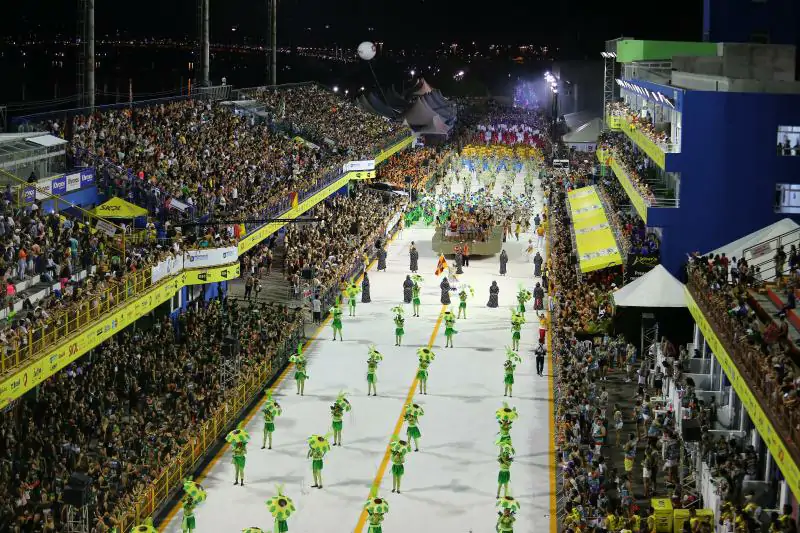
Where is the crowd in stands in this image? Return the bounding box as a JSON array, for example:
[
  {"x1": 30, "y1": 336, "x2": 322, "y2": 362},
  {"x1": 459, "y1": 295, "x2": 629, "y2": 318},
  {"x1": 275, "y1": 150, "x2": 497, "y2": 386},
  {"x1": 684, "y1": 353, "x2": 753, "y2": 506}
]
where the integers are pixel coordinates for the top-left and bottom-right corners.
[
  {"x1": 254, "y1": 85, "x2": 409, "y2": 159},
  {"x1": 0, "y1": 299, "x2": 303, "y2": 533},
  {"x1": 606, "y1": 101, "x2": 672, "y2": 149},
  {"x1": 596, "y1": 174, "x2": 661, "y2": 259},
  {"x1": 283, "y1": 189, "x2": 403, "y2": 301},
  {"x1": 376, "y1": 148, "x2": 446, "y2": 190},
  {"x1": 597, "y1": 131, "x2": 657, "y2": 203}
]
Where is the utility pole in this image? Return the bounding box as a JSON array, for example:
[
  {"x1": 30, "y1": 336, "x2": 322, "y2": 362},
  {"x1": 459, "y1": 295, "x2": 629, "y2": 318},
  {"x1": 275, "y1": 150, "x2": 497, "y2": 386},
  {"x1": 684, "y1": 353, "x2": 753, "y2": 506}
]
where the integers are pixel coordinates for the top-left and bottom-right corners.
[
  {"x1": 86, "y1": 0, "x2": 95, "y2": 109},
  {"x1": 270, "y1": 0, "x2": 277, "y2": 86},
  {"x1": 201, "y1": 0, "x2": 210, "y2": 86}
]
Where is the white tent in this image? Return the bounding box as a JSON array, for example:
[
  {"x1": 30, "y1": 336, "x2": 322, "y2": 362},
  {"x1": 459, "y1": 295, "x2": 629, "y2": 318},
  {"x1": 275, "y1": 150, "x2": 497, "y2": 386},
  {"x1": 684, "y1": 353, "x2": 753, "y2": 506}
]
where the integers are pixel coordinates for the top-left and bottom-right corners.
[
  {"x1": 707, "y1": 218, "x2": 799, "y2": 262},
  {"x1": 562, "y1": 118, "x2": 603, "y2": 144},
  {"x1": 613, "y1": 265, "x2": 687, "y2": 308}
]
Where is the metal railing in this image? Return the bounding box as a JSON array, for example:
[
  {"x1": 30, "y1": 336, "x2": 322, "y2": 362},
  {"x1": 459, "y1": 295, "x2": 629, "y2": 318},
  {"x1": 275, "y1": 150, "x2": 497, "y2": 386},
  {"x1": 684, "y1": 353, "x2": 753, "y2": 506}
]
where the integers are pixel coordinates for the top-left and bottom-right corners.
[
  {"x1": 739, "y1": 227, "x2": 800, "y2": 283},
  {"x1": 686, "y1": 270, "x2": 800, "y2": 468},
  {"x1": 0, "y1": 267, "x2": 151, "y2": 376},
  {"x1": 619, "y1": 114, "x2": 677, "y2": 169},
  {"x1": 112, "y1": 323, "x2": 304, "y2": 531}
]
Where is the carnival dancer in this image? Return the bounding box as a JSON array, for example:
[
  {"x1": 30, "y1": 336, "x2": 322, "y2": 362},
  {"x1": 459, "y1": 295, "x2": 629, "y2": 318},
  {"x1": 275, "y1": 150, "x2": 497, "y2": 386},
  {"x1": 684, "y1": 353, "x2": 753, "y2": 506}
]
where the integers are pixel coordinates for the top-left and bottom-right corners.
[
  {"x1": 367, "y1": 345, "x2": 383, "y2": 396},
  {"x1": 261, "y1": 391, "x2": 282, "y2": 449},
  {"x1": 510, "y1": 311, "x2": 525, "y2": 351},
  {"x1": 346, "y1": 283, "x2": 360, "y2": 316},
  {"x1": 403, "y1": 275, "x2": 414, "y2": 304},
  {"x1": 364, "y1": 494, "x2": 390, "y2": 533},
  {"x1": 226, "y1": 427, "x2": 250, "y2": 485},
  {"x1": 404, "y1": 402, "x2": 425, "y2": 451},
  {"x1": 181, "y1": 480, "x2": 206, "y2": 533},
  {"x1": 504, "y1": 347, "x2": 522, "y2": 397},
  {"x1": 496, "y1": 442, "x2": 515, "y2": 498},
  {"x1": 516, "y1": 286, "x2": 532, "y2": 316},
  {"x1": 496, "y1": 403, "x2": 519, "y2": 446},
  {"x1": 330, "y1": 391, "x2": 352, "y2": 446},
  {"x1": 443, "y1": 309, "x2": 457, "y2": 348},
  {"x1": 307, "y1": 433, "x2": 331, "y2": 489},
  {"x1": 289, "y1": 343, "x2": 308, "y2": 396},
  {"x1": 417, "y1": 347, "x2": 435, "y2": 395},
  {"x1": 454, "y1": 245, "x2": 464, "y2": 274},
  {"x1": 409, "y1": 242, "x2": 419, "y2": 273},
  {"x1": 496, "y1": 498, "x2": 520, "y2": 532},
  {"x1": 411, "y1": 275, "x2": 423, "y2": 317},
  {"x1": 390, "y1": 438, "x2": 412, "y2": 493},
  {"x1": 440, "y1": 276, "x2": 451, "y2": 305},
  {"x1": 331, "y1": 299, "x2": 344, "y2": 341},
  {"x1": 499, "y1": 249, "x2": 509, "y2": 276},
  {"x1": 392, "y1": 305, "x2": 405, "y2": 346},
  {"x1": 487, "y1": 280, "x2": 500, "y2": 308},
  {"x1": 457, "y1": 284, "x2": 474, "y2": 319},
  {"x1": 266, "y1": 486, "x2": 296, "y2": 533},
  {"x1": 362, "y1": 273, "x2": 371, "y2": 303}
]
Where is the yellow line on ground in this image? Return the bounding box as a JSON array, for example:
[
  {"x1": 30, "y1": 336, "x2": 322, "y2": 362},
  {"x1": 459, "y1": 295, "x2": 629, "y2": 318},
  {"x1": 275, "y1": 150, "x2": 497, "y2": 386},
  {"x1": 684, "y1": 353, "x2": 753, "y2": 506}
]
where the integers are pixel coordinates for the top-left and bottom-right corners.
[
  {"x1": 159, "y1": 229, "x2": 400, "y2": 531},
  {"x1": 353, "y1": 305, "x2": 446, "y2": 533}
]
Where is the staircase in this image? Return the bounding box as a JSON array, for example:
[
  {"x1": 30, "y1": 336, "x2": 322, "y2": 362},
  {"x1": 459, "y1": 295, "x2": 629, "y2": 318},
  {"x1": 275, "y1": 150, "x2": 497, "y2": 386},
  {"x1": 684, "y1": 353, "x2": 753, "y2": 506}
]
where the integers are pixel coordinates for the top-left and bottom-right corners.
[{"x1": 742, "y1": 226, "x2": 800, "y2": 283}]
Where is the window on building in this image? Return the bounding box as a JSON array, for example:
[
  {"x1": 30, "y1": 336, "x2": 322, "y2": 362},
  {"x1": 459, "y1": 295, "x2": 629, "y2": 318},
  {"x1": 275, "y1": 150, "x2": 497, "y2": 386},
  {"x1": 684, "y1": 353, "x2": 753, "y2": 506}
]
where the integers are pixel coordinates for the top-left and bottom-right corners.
[
  {"x1": 777, "y1": 126, "x2": 800, "y2": 155},
  {"x1": 775, "y1": 184, "x2": 800, "y2": 214},
  {"x1": 751, "y1": 32, "x2": 770, "y2": 43}
]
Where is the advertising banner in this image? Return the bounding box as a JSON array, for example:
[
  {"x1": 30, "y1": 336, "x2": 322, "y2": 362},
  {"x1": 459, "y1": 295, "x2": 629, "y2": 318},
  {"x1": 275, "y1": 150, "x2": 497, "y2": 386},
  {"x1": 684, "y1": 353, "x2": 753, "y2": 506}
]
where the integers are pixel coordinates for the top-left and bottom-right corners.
[
  {"x1": 343, "y1": 160, "x2": 376, "y2": 173},
  {"x1": 152, "y1": 255, "x2": 186, "y2": 284},
  {"x1": 184, "y1": 247, "x2": 238, "y2": 269},
  {"x1": 182, "y1": 263, "x2": 240, "y2": 285},
  {"x1": 66, "y1": 172, "x2": 82, "y2": 192},
  {"x1": 624, "y1": 253, "x2": 659, "y2": 283},
  {"x1": 32, "y1": 168, "x2": 95, "y2": 201}
]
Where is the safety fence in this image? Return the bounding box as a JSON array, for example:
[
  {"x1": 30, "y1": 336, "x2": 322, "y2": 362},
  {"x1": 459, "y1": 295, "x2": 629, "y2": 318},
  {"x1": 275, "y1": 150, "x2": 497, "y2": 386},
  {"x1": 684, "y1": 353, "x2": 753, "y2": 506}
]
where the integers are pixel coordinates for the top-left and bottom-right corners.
[
  {"x1": 111, "y1": 319, "x2": 304, "y2": 531},
  {"x1": 0, "y1": 267, "x2": 152, "y2": 376}
]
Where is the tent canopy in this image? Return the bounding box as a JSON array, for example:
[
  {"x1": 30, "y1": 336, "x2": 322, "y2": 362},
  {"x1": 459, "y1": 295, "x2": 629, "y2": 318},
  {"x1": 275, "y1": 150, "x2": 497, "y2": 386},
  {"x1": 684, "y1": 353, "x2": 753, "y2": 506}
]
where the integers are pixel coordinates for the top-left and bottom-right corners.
[
  {"x1": 403, "y1": 97, "x2": 440, "y2": 126},
  {"x1": 563, "y1": 110, "x2": 598, "y2": 131},
  {"x1": 410, "y1": 77, "x2": 434, "y2": 96},
  {"x1": 613, "y1": 265, "x2": 687, "y2": 308},
  {"x1": 707, "y1": 218, "x2": 800, "y2": 261},
  {"x1": 93, "y1": 197, "x2": 148, "y2": 218},
  {"x1": 562, "y1": 118, "x2": 603, "y2": 144}
]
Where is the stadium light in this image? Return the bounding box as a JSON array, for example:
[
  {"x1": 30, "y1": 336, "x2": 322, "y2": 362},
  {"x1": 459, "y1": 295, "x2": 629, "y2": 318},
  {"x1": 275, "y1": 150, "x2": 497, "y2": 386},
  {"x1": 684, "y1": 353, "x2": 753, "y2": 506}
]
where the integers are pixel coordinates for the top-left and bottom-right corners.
[
  {"x1": 410, "y1": 69, "x2": 415, "y2": 76},
  {"x1": 345, "y1": 89, "x2": 349, "y2": 95},
  {"x1": 360, "y1": 86, "x2": 365, "y2": 91},
  {"x1": 333, "y1": 86, "x2": 339, "y2": 92}
]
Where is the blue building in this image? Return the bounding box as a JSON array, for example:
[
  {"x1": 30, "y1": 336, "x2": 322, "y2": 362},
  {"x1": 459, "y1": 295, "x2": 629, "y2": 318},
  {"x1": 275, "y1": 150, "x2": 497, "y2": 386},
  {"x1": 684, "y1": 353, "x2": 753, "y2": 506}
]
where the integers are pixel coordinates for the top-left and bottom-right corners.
[{"x1": 600, "y1": 39, "x2": 800, "y2": 276}]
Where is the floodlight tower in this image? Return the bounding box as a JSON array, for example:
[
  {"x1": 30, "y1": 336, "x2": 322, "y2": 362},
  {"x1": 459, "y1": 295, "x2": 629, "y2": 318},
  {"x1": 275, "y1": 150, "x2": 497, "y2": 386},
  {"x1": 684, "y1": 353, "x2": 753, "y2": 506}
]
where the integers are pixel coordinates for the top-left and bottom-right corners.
[
  {"x1": 601, "y1": 51, "x2": 616, "y2": 128},
  {"x1": 266, "y1": 0, "x2": 278, "y2": 85},
  {"x1": 76, "y1": 0, "x2": 95, "y2": 108},
  {"x1": 201, "y1": 0, "x2": 210, "y2": 86}
]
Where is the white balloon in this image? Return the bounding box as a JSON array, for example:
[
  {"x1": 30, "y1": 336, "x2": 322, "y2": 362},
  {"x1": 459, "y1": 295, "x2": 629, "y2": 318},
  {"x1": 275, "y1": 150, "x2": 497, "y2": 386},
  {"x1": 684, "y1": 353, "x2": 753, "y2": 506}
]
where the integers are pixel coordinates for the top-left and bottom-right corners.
[{"x1": 357, "y1": 41, "x2": 377, "y2": 61}]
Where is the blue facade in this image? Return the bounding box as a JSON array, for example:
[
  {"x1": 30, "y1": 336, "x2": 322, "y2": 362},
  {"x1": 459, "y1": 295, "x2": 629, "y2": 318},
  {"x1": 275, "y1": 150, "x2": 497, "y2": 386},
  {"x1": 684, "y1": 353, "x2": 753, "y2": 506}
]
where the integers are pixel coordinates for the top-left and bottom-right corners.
[
  {"x1": 703, "y1": 0, "x2": 798, "y2": 45},
  {"x1": 647, "y1": 89, "x2": 800, "y2": 274}
]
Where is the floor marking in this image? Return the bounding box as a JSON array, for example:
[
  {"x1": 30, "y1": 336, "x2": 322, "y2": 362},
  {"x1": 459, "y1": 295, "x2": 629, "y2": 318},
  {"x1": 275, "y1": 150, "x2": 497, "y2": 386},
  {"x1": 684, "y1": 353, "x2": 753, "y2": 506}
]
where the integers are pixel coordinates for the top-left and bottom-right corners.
[{"x1": 353, "y1": 304, "x2": 446, "y2": 533}]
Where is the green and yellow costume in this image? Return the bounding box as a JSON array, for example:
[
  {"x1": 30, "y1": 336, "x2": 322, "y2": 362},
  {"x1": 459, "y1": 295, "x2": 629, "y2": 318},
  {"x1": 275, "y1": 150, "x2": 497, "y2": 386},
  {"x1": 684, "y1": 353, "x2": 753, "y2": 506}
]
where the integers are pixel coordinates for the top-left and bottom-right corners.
[{"x1": 390, "y1": 439, "x2": 412, "y2": 493}]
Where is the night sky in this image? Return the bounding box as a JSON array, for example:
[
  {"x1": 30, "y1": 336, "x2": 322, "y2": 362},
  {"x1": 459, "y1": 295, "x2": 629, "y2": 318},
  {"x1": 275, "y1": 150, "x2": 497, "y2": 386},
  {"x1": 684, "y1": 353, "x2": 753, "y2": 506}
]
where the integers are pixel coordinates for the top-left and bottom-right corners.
[{"x1": 5, "y1": 0, "x2": 704, "y2": 56}]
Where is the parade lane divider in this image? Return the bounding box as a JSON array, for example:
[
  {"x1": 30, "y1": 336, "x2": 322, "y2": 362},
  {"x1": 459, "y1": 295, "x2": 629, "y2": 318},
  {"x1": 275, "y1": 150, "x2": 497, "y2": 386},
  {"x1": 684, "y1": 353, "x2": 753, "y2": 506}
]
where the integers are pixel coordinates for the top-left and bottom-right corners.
[
  {"x1": 353, "y1": 305, "x2": 447, "y2": 533},
  {"x1": 158, "y1": 225, "x2": 403, "y2": 532},
  {"x1": 546, "y1": 222, "x2": 557, "y2": 533}
]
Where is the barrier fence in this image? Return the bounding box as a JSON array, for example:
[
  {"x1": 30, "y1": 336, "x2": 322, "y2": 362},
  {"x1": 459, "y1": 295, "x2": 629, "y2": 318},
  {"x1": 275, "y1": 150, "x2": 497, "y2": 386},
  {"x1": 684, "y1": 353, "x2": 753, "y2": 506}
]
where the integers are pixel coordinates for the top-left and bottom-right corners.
[
  {"x1": 112, "y1": 321, "x2": 304, "y2": 531},
  {"x1": 0, "y1": 267, "x2": 152, "y2": 376}
]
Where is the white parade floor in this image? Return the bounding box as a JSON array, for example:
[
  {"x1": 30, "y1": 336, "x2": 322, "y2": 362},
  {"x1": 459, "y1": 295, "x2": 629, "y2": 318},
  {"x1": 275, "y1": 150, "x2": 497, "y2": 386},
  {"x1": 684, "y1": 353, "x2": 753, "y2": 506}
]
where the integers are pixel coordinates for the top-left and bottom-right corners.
[{"x1": 161, "y1": 172, "x2": 553, "y2": 533}]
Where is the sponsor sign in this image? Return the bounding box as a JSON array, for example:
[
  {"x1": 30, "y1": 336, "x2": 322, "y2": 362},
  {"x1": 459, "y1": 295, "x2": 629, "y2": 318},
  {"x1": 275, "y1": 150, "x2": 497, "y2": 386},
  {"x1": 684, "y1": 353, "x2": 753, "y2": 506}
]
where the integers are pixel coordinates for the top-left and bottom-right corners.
[
  {"x1": 184, "y1": 247, "x2": 238, "y2": 269},
  {"x1": 152, "y1": 255, "x2": 185, "y2": 284},
  {"x1": 22, "y1": 187, "x2": 36, "y2": 204},
  {"x1": 182, "y1": 263, "x2": 240, "y2": 285},
  {"x1": 50, "y1": 176, "x2": 67, "y2": 195},
  {"x1": 350, "y1": 170, "x2": 376, "y2": 180},
  {"x1": 80, "y1": 169, "x2": 94, "y2": 187},
  {"x1": 624, "y1": 253, "x2": 659, "y2": 283},
  {"x1": 684, "y1": 287, "x2": 800, "y2": 501},
  {"x1": 343, "y1": 160, "x2": 376, "y2": 173},
  {"x1": 66, "y1": 172, "x2": 82, "y2": 192},
  {"x1": 95, "y1": 220, "x2": 118, "y2": 237}
]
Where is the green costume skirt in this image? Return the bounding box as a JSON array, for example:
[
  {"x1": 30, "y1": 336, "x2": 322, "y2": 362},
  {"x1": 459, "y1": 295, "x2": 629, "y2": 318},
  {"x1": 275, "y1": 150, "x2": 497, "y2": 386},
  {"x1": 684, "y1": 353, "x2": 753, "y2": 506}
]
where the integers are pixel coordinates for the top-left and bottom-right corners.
[
  {"x1": 417, "y1": 369, "x2": 428, "y2": 380},
  {"x1": 332, "y1": 318, "x2": 343, "y2": 329},
  {"x1": 395, "y1": 327, "x2": 405, "y2": 336},
  {"x1": 504, "y1": 374, "x2": 514, "y2": 385},
  {"x1": 182, "y1": 516, "x2": 196, "y2": 530},
  {"x1": 265, "y1": 422, "x2": 275, "y2": 432},
  {"x1": 459, "y1": 301, "x2": 466, "y2": 309},
  {"x1": 332, "y1": 420, "x2": 343, "y2": 431},
  {"x1": 233, "y1": 455, "x2": 246, "y2": 469},
  {"x1": 445, "y1": 326, "x2": 456, "y2": 336},
  {"x1": 512, "y1": 331, "x2": 520, "y2": 340},
  {"x1": 412, "y1": 297, "x2": 421, "y2": 305},
  {"x1": 349, "y1": 300, "x2": 356, "y2": 307},
  {"x1": 312, "y1": 459, "x2": 324, "y2": 471},
  {"x1": 498, "y1": 470, "x2": 511, "y2": 484},
  {"x1": 392, "y1": 464, "x2": 405, "y2": 477},
  {"x1": 295, "y1": 371, "x2": 306, "y2": 381},
  {"x1": 518, "y1": 303, "x2": 526, "y2": 312},
  {"x1": 276, "y1": 520, "x2": 288, "y2": 533},
  {"x1": 367, "y1": 526, "x2": 382, "y2": 533},
  {"x1": 407, "y1": 426, "x2": 421, "y2": 439},
  {"x1": 367, "y1": 372, "x2": 376, "y2": 383}
]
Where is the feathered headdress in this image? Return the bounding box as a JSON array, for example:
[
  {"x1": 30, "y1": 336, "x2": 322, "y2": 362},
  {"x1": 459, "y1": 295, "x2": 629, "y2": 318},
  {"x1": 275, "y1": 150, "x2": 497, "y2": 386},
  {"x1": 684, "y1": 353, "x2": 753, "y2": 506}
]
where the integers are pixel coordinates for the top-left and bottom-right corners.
[
  {"x1": 391, "y1": 305, "x2": 405, "y2": 316},
  {"x1": 368, "y1": 345, "x2": 383, "y2": 361},
  {"x1": 505, "y1": 347, "x2": 522, "y2": 364},
  {"x1": 411, "y1": 274, "x2": 424, "y2": 285}
]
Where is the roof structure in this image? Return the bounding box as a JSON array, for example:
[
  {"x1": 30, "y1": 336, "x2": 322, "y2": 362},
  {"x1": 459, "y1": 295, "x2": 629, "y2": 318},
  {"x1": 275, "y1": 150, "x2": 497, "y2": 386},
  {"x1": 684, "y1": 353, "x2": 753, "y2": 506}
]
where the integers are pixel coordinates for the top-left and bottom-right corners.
[
  {"x1": 562, "y1": 118, "x2": 604, "y2": 144},
  {"x1": 613, "y1": 265, "x2": 687, "y2": 308}
]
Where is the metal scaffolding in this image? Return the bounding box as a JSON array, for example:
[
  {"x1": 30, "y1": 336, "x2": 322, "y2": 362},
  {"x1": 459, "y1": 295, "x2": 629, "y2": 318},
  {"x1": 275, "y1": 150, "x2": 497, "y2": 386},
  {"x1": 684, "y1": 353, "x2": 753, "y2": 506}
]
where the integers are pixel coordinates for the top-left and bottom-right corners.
[
  {"x1": 601, "y1": 51, "x2": 616, "y2": 129},
  {"x1": 76, "y1": 0, "x2": 86, "y2": 106},
  {"x1": 65, "y1": 505, "x2": 90, "y2": 533}
]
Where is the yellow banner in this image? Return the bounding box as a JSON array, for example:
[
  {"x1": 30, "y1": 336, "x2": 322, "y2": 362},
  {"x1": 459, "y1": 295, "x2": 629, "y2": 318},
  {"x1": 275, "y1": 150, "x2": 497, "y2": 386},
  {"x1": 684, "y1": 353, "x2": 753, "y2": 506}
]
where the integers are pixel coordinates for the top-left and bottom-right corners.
[
  {"x1": 350, "y1": 170, "x2": 376, "y2": 180},
  {"x1": 375, "y1": 135, "x2": 414, "y2": 165},
  {"x1": 684, "y1": 287, "x2": 800, "y2": 499},
  {"x1": 93, "y1": 196, "x2": 149, "y2": 218},
  {"x1": 567, "y1": 186, "x2": 623, "y2": 273},
  {"x1": 597, "y1": 150, "x2": 649, "y2": 223},
  {"x1": 181, "y1": 263, "x2": 240, "y2": 285}
]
